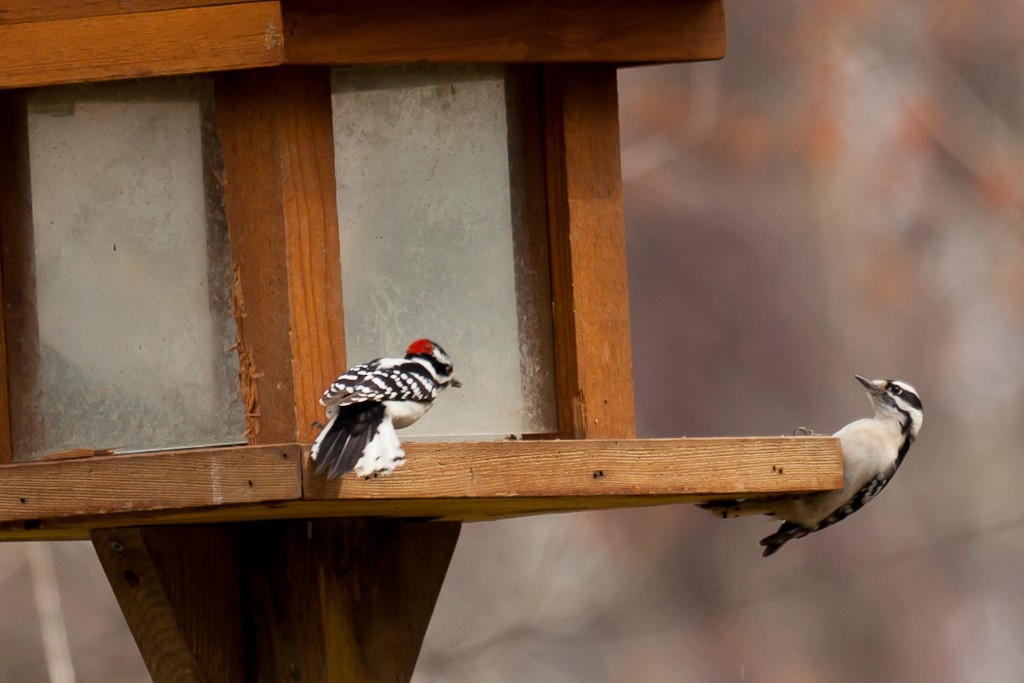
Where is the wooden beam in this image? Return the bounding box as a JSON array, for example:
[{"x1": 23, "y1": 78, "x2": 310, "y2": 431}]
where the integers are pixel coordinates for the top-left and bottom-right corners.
[
  {"x1": 0, "y1": 490, "x2": 840, "y2": 542},
  {"x1": 0, "y1": 0, "x2": 268, "y2": 25},
  {"x1": 216, "y1": 66, "x2": 346, "y2": 445},
  {"x1": 0, "y1": 444, "x2": 302, "y2": 523},
  {"x1": 0, "y1": 437, "x2": 843, "y2": 538},
  {"x1": 320, "y1": 519, "x2": 459, "y2": 682},
  {"x1": 303, "y1": 437, "x2": 840, "y2": 499},
  {"x1": 0, "y1": 2, "x2": 284, "y2": 89},
  {"x1": 543, "y1": 65, "x2": 636, "y2": 439},
  {"x1": 283, "y1": 0, "x2": 725, "y2": 64},
  {"x1": 92, "y1": 526, "x2": 244, "y2": 683},
  {"x1": 93, "y1": 518, "x2": 456, "y2": 683}
]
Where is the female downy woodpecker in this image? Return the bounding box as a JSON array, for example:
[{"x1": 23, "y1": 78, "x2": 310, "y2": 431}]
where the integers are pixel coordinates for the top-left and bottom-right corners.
[
  {"x1": 310, "y1": 339, "x2": 461, "y2": 479},
  {"x1": 700, "y1": 376, "x2": 923, "y2": 556}
]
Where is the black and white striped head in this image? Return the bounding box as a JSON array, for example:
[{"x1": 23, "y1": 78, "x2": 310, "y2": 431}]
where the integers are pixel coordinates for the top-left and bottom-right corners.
[
  {"x1": 405, "y1": 339, "x2": 461, "y2": 388},
  {"x1": 856, "y1": 376, "x2": 923, "y2": 439}
]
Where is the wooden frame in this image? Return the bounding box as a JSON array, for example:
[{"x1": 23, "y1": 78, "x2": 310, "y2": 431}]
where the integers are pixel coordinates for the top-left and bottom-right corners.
[
  {"x1": 0, "y1": 64, "x2": 640, "y2": 458},
  {"x1": 0, "y1": 4, "x2": 842, "y2": 682},
  {"x1": 0, "y1": 1, "x2": 725, "y2": 90}
]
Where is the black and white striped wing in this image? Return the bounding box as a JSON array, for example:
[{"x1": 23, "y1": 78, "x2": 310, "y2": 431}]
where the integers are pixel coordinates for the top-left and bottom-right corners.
[
  {"x1": 811, "y1": 470, "x2": 896, "y2": 533},
  {"x1": 320, "y1": 359, "x2": 439, "y2": 408}
]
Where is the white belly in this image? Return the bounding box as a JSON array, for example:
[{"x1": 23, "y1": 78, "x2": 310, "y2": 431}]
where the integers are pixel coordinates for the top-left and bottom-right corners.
[
  {"x1": 384, "y1": 400, "x2": 433, "y2": 429},
  {"x1": 775, "y1": 417, "x2": 903, "y2": 526}
]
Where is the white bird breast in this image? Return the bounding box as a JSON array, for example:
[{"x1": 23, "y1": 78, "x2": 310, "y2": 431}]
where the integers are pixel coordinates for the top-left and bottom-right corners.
[
  {"x1": 384, "y1": 400, "x2": 434, "y2": 429},
  {"x1": 835, "y1": 417, "x2": 903, "y2": 486}
]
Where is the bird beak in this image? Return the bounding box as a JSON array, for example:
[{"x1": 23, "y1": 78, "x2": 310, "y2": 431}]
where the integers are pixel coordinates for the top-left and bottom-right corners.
[
  {"x1": 855, "y1": 375, "x2": 884, "y2": 394},
  {"x1": 450, "y1": 378, "x2": 463, "y2": 389}
]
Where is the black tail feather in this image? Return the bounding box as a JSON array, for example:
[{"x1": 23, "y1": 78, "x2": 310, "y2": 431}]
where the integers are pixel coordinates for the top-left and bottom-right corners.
[
  {"x1": 312, "y1": 403, "x2": 385, "y2": 479},
  {"x1": 759, "y1": 521, "x2": 808, "y2": 557}
]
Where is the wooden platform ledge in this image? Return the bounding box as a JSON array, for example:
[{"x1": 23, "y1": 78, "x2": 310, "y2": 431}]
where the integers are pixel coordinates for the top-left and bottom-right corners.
[{"x1": 0, "y1": 437, "x2": 842, "y2": 541}]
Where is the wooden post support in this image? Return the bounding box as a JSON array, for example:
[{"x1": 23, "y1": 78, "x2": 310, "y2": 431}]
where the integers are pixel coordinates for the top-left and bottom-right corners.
[
  {"x1": 241, "y1": 519, "x2": 460, "y2": 682},
  {"x1": 93, "y1": 520, "x2": 459, "y2": 682},
  {"x1": 92, "y1": 527, "x2": 244, "y2": 682}
]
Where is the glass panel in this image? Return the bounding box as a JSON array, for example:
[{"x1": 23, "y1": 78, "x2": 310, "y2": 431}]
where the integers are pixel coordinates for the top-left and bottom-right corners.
[
  {"x1": 9, "y1": 77, "x2": 245, "y2": 460},
  {"x1": 331, "y1": 65, "x2": 557, "y2": 438}
]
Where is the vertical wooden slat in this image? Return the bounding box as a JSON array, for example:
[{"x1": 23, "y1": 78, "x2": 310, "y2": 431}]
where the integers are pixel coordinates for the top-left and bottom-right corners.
[
  {"x1": 216, "y1": 66, "x2": 346, "y2": 444},
  {"x1": 543, "y1": 64, "x2": 637, "y2": 439},
  {"x1": 0, "y1": 91, "x2": 35, "y2": 462}
]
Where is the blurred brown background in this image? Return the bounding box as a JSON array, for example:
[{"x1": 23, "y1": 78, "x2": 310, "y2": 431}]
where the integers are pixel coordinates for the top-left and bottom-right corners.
[{"x1": 4, "y1": 2, "x2": 1024, "y2": 681}]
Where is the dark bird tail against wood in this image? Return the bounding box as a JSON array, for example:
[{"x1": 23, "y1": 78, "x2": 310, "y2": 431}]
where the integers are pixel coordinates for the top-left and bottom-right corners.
[
  {"x1": 312, "y1": 402, "x2": 386, "y2": 479},
  {"x1": 309, "y1": 339, "x2": 460, "y2": 479}
]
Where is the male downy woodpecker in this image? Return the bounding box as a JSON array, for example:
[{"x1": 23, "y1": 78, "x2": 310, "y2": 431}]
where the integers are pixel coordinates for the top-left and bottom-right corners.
[
  {"x1": 310, "y1": 339, "x2": 461, "y2": 479},
  {"x1": 700, "y1": 376, "x2": 923, "y2": 557}
]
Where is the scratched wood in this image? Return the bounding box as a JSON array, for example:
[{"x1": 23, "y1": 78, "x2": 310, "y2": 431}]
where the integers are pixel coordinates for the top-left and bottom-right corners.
[
  {"x1": 283, "y1": 0, "x2": 725, "y2": 64},
  {"x1": 543, "y1": 65, "x2": 637, "y2": 438},
  {"x1": 0, "y1": 2, "x2": 284, "y2": 89},
  {"x1": 0, "y1": 438, "x2": 841, "y2": 538},
  {"x1": 0, "y1": 444, "x2": 302, "y2": 523},
  {"x1": 216, "y1": 66, "x2": 346, "y2": 445}
]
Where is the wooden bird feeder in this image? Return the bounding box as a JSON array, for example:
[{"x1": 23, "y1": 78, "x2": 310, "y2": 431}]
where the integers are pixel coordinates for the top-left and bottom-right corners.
[{"x1": 0, "y1": 2, "x2": 842, "y2": 680}]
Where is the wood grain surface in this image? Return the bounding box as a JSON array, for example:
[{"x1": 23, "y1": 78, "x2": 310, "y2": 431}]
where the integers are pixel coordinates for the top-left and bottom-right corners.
[
  {"x1": 92, "y1": 526, "x2": 244, "y2": 683},
  {"x1": 543, "y1": 65, "x2": 636, "y2": 438},
  {"x1": 0, "y1": 445, "x2": 301, "y2": 523},
  {"x1": 0, "y1": 437, "x2": 841, "y2": 539},
  {"x1": 0, "y1": 2, "x2": 283, "y2": 89},
  {"x1": 284, "y1": 0, "x2": 726, "y2": 64},
  {"x1": 0, "y1": 0, "x2": 267, "y2": 25}
]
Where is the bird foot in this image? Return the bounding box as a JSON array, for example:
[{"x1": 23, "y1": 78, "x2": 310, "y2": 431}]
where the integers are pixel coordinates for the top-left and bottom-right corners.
[{"x1": 357, "y1": 449, "x2": 407, "y2": 479}]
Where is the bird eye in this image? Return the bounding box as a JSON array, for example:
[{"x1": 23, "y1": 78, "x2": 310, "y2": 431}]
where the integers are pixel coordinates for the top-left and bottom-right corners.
[{"x1": 890, "y1": 385, "x2": 902, "y2": 396}]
